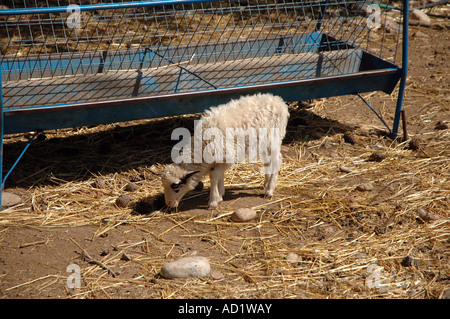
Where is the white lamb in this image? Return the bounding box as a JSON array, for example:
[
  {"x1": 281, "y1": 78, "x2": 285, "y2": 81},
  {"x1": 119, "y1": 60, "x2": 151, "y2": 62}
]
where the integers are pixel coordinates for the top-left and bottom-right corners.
[{"x1": 161, "y1": 93, "x2": 290, "y2": 209}]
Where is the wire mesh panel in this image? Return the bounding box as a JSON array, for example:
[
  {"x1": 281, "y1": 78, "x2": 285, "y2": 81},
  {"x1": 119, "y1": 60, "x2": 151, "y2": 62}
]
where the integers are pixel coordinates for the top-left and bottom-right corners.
[{"x1": 1, "y1": 0, "x2": 406, "y2": 113}]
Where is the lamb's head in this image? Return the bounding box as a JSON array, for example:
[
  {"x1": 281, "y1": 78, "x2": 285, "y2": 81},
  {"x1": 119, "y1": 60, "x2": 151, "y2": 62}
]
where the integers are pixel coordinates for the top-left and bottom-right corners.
[{"x1": 161, "y1": 164, "x2": 200, "y2": 208}]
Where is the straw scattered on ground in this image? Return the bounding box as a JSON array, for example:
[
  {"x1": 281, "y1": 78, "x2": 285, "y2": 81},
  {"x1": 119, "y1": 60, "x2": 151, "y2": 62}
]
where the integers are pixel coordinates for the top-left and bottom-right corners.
[{"x1": 1, "y1": 92, "x2": 448, "y2": 298}]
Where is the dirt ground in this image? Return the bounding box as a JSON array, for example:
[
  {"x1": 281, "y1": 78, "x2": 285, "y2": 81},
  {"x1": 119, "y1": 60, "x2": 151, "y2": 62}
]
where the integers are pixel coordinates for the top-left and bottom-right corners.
[{"x1": 0, "y1": 19, "x2": 449, "y2": 298}]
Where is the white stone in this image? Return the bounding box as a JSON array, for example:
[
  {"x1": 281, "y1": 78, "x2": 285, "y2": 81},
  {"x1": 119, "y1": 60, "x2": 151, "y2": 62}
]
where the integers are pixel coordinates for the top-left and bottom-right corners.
[
  {"x1": 231, "y1": 208, "x2": 257, "y2": 222},
  {"x1": 410, "y1": 9, "x2": 431, "y2": 26},
  {"x1": 210, "y1": 270, "x2": 224, "y2": 280},
  {"x1": 356, "y1": 182, "x2": 374, "y2": 192},
  {"x1": 339, "y1": 165, "x2": 353, "y2": 173},
  {"x1": 416, "y1": 208, "x2": 440, "y2": 222},
  {"x1": 2, "y1": 192, "x2": 21, "y2": 207},
  {"x1": 286, "y1": 252, "x2": 302, "y2": 263},
  {"x1": 382, "y1": 17, "x2": 402, "y2": 33},
  {"x1": 160, "y1": 256, "x2": 211, "y2": 279}
]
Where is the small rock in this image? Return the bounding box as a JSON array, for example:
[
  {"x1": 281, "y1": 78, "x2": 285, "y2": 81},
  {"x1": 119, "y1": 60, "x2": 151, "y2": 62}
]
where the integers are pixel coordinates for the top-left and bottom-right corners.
[
  {"x1": 368, "y1": 152, "x2": 386, "y2": 162},
  {"x1": 124, "y1": 182, "x2": 139, "y2": 192},
  {"x1": 210, "y1": 270, "x2": 224, "y2": 280},
  {"x1": 435, "y1": 121, "x2": 448, "y2": 130},
  {"x1": 121, "y1": 253, "x2": 131, "y2": 261},
  {"x1": 286, "y1": 252, "x2": 302, "y2": 263},
  {"x1": 348, "y1": 198, "x2": 359, "y2": 209},
  {"x1": 339, "y1": 165, "x2": 353, "y2": 173},
  {"x1": 231, "y1": 208, "x2": 257, "y2": 222},
  {"x1": 401, "y1": 256, "x2": 418, "y2": 267},
  {"x1": 356, "y1": 182, "x2": 374, "y2": 192},
  {"x1": 382, "y1": 17, "x2": 402, "y2": 33},
  {"x1": 369, "y1": 32, "x2": 380, "y2": 41},
  {"x1": 1, "y1": 192, "x2": 21, "y2": 207},
  {"x1": 92, "y1": 178, "x2": 107, "y2": 189},
  {"x1": 115, "y1": 194, "x2": 132, "y2": 208},
  {"x1": 343, "y1": 131, "x2": 356, "y2": 145},
  {"x1": 160, "y1": 256, "x2": 211, "y2": 279},
  {"x1": 410, "y1": 9, "x2": 431, "y2": 26},
  {"x1": 349, "y1": 201, "x2": 360, "y2": 209},
  {"x1": 416, "y1": 208, "x2": 440, "y2": 222},
  {"x1": 412, "y1": 30, "x2": 429, "y2": 38}
]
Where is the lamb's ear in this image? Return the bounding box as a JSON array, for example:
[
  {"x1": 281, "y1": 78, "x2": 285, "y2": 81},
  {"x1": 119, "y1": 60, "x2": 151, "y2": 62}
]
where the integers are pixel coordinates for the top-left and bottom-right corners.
[{"x1": 181, "y1": 171, "x2": 200, "y2": 184}]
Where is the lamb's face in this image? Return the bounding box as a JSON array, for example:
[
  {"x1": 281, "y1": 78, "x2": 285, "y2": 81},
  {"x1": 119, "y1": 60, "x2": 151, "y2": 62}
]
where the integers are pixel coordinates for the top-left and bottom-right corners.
[{"x1": 161, "y1": 165, "x2": 200, "y2": 208}]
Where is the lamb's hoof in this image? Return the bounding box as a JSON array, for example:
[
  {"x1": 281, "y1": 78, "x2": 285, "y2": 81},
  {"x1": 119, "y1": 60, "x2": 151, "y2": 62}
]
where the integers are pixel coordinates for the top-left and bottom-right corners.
[
  {"x1": 208, "y1": 200, "x2": 221, "y2": 209},
  {"x1": 208, "y1": 195, "x2": 223, "y2": 209},
  {"x1": 264, "y1": 193, "x2": 273, "y2": 200},
  {"x1": 208, "y1": 203, "x2": 219, "y2": 210}
]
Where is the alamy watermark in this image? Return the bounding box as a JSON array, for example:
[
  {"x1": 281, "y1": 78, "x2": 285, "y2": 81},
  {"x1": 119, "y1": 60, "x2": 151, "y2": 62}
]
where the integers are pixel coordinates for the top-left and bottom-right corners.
[
  {"x1": 366, "y1": 263, "x2": 383, "y2": 289},
  {"x1": 64, "y1": 4, "x2": 381, "y2": 32},
  {"x1": 366, "y1": 4, "x2": 381, "y2": 29},
  {"x1": 171, "y1": 120, "x2": 281, "y2": 174},
  {"x1": 66, "y1": 263, "x2": 81, "y2": 289},
  {"x1": 66, "y1": 4, "x2": 82, "y2": 29}
]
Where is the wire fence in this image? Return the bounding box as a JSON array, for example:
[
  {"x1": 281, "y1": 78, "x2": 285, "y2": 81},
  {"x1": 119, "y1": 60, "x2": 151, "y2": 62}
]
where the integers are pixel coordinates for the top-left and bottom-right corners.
[{"x1": 0, "y1": 0, "x2": 404, "y2": 108}]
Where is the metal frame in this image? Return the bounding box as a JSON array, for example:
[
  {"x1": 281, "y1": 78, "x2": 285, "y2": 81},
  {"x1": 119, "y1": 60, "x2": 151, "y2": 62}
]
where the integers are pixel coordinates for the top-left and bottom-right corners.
[{"x1": 0, "y1": 0, "x2": 409, "y2": 207}]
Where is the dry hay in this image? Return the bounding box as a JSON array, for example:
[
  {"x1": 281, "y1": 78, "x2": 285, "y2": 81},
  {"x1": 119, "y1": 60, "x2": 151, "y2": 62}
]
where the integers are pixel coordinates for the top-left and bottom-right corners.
[{"x1": 0, "y1": 93, "x2": 448, "y2": 299}]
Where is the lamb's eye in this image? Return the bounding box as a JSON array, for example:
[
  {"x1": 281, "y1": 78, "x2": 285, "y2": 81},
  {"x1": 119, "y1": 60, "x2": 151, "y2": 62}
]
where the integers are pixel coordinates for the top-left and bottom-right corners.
[{"x1": 170, "y1": 182, "x2": 181, "y2": 190}]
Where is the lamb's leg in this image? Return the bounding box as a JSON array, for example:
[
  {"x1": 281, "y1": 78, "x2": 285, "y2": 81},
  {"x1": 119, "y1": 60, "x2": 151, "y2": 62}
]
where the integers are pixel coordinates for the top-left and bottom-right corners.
[
  {"x1": 264, "y1": 152, "x2": 282, "y2": 198},
  {"x1": 218, "y1": 163, "x2": 232, "y2": 197},
  {"x1": 264, "y1": 173, "x2": 277, "y2": 198},
  {"x1": 208, "y1": 165, "x2": 225, "y2": 209},
  {"x1": 218, "y1": 171, "x2": 225, "y2": 198}
]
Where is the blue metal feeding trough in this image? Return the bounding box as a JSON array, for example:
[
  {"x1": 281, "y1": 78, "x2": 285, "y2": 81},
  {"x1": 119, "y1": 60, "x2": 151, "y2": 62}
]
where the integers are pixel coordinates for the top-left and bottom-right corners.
[{"x1": 0, "y1": 0, "x2": 409, "y2": 207}]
